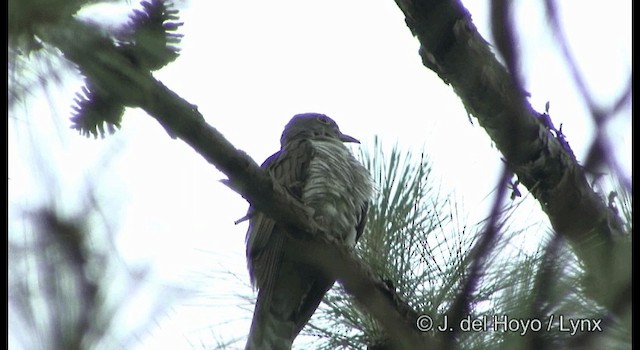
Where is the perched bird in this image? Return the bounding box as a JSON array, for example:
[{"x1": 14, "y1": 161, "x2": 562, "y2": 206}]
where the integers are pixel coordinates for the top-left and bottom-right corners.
[{"x1": 245, "y1": 113, "x2": 373, "y2": 350}]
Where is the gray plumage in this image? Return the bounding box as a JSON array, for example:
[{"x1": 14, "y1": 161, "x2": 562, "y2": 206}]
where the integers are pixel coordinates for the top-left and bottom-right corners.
[{"x1": 245, "y1": 113, "x2": 373, "y2": 350}]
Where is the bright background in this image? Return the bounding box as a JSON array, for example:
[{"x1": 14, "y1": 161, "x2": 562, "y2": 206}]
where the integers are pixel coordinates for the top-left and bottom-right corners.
[{"x1": 8, "y1": 0, "x2": 631, "y2": 349}]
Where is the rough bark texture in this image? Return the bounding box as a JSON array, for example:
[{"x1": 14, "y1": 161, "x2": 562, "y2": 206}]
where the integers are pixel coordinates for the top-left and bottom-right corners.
[
  {"x1": 40, "y1": 19, "x2": 437, "y2": 350},
  {"x1": 393, "y1": 0, "x2": 630, "y2": 311}
]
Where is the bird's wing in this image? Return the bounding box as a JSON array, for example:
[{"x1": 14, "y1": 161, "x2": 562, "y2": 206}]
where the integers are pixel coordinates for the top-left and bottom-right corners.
[
  {"x1": 245, "y1": 139, "x2": 313, "y2": 298},
  {"x1": 355, "y1": 202, "x2": 369, "y2": 243}
]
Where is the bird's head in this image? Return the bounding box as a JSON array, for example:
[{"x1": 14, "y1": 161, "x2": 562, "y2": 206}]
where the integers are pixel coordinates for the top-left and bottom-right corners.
[{"x1": 280, "y1": 113, "x2": 360, "y2": 146}]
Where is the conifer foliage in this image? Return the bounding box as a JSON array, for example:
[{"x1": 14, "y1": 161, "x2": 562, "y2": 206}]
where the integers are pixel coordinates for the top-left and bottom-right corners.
[{"x1": 70, "y1": 0, "x2": 184, "y2": 138}]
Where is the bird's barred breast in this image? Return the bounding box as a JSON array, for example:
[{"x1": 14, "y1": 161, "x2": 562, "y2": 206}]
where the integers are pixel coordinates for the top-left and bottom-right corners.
[{"x1": 304, "y1": 140, "x2": 372, "y2": 245}]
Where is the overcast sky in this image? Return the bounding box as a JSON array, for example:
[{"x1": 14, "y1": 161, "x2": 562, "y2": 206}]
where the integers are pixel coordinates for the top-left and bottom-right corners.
[{"x1": 8, "y1": 0, "x2": 631, "y2": 349}]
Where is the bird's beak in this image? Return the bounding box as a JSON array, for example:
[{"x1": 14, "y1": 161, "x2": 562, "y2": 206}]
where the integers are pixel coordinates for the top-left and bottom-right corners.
[{"x1": 339, "y1": 132, "x2": 360, "y2": 144}]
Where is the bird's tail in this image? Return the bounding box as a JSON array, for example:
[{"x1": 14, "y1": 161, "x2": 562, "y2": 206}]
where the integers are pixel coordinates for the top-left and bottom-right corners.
[
  {"x1": 245, "y1": 296, "x2": 295, "y2": 350},
  {"x1": 244, "y1": 257, "x2": 334, "y2": 350}
]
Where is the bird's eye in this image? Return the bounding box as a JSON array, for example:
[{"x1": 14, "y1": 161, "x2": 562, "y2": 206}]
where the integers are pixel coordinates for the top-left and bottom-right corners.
[{"x1": 316, "y1": 116, "x2": 331, "y2": 125}]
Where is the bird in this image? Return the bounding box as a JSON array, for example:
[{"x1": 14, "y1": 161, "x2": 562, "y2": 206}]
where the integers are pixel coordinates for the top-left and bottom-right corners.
[{"x1": 244, "y1": 113, "x2": 373, "y2": 350}]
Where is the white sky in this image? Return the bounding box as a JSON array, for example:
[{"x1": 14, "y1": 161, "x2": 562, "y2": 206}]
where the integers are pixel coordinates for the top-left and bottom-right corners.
[{"x1": 8, "y1": 0, "x2": 631, "y2": 349}]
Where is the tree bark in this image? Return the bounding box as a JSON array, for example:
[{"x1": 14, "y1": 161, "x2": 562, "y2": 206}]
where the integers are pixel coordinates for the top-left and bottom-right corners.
[{"x1": 392, "y1": 0, "x2": 630, "y2": 311}]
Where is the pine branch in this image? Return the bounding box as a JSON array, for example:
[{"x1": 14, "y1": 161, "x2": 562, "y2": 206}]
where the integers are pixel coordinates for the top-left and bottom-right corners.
[
  {"x1": 39, "y1": 17, "x2": 438, "y2": 350},
  {"x1": 68, "y1": 0, "x2": 183, "y2": 137},
  {"x1": 392, "y1": 0, "x2": 630, "y2": 313},
  {"x1": 118, "y1": 0, "x2": 183, "y2": 71},
  {"x1": 71, "y1": 83, "x2": 124, "y2": 138}
]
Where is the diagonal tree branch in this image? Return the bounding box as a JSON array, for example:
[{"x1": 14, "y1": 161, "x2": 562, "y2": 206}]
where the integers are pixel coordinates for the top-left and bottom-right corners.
[
  {"x1": 392, "y1": 0, "x2": 630, "y2": 312},
  {"x1": 38, "y1": 19, "x2": 439, "y2": 350}
]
